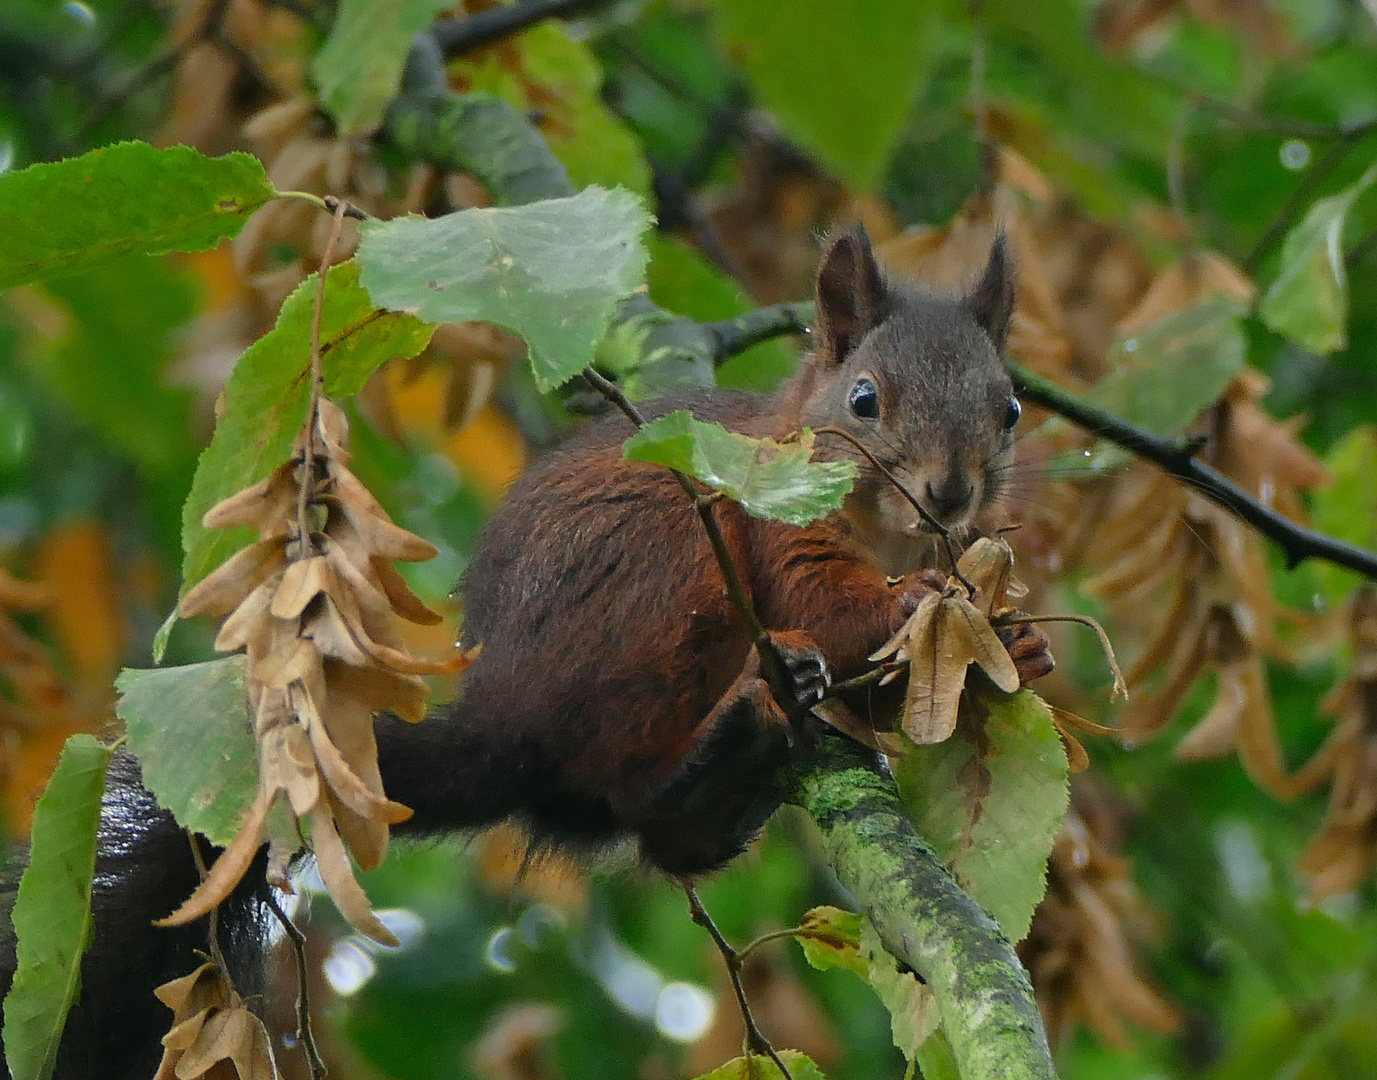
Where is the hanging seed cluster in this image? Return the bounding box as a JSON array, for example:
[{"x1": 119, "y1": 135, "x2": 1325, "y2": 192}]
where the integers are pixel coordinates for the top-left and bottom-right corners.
[
  {"x1": 164, "y1": 399, "x2": 460, "y2": 944},
  {"x1": 152, "y1": 962, "x2": 276, "y2": 1080}
]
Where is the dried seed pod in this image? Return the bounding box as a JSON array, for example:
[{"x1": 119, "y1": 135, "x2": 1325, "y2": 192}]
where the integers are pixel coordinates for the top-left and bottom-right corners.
[{"x1": 169, "y1": 397, "x2": 467, "y2": 944}]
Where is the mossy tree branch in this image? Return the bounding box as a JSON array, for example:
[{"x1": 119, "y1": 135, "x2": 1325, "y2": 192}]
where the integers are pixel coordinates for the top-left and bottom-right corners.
[{"x1": 789, "y1": 733, "x2": 1056, "y2": 1080}]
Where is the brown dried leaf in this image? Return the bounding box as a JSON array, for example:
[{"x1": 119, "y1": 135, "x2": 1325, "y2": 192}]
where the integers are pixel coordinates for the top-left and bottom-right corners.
[
  {"x1": 308, "y1": 802, "x2": 400, "y2": 946},
  {"x1": 182, "y1": 541, "x2": 287, "y2": 619},
  {"x1": 268, "y1": 555, "x2": 331, "y2": 621},
  {"x1": 201, "y1": 462, "x2": 297, "y2": 534},
  {"x1": 156, "y1": 790, "x2": 274, "y2": 928}
]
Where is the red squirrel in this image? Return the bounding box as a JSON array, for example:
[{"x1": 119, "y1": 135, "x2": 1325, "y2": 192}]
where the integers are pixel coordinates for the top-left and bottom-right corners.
[
  {"x1": 374, "y1": 225, "x2": 1050, "y2": 875},
  {"x1": 0, "y1": 225, "x2": 1049, "y2": 1079}
]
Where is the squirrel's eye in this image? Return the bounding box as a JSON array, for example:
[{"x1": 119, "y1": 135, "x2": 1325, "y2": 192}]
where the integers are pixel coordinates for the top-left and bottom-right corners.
[
  {"x1": 1002, "y1": 396, "x2": 1021, "y2": 430},
  {"x1": 849, "y1": 378, "x2": 880, "y2": 420}
]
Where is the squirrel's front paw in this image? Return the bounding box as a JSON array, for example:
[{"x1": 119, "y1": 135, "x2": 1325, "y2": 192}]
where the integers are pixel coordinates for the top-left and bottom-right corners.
[
  {"x1": 765, "y1": 629, "x2": 831, "y2": 712},
  {"x1": 996, "y1": 621, "x2": 1054, "y2": 686}
]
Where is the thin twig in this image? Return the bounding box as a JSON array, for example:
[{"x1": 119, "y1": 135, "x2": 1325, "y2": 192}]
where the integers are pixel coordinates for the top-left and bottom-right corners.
[
  {"x1": 296, "y1": 200, "x2": 350, "y2": 555},
  {"x1": 265, "y1": 891, "x2": 327, "y2": 1080},
  {"x1": 737, "y1": 926, "x2": 839, "y2": 963},
  {"x1": 580, "y1": 368, "x2": 803, "y2": 708},
  {"x1": 682, "y1": 882, "x2": 795, "y2": 1080},
  {"x1": 1167, "y1": 99, "x2": 1195, "y2": 229},
  {"x1": 1010, "y1": 361, "x2": 1377, "y2": 579},
  {"x1": 1191, "y1": 95, "x2": 1377, "y2": 141},
  {"x1": 431, "y1": 0, "x2": 609, "y2": 58}
]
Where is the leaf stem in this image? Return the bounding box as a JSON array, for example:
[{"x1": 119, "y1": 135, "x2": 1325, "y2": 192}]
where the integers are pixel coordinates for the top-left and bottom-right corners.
[{"x1": 296, "y1": 200, "x2": 349, "y2": 556}]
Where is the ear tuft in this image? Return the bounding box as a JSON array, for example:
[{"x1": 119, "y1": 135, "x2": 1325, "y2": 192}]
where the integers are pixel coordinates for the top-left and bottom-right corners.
[
  {"x1": 968, "y1": 233, "x2": 1016, "y2": 351},
  {"x1": 815, "y1": 225, "x2": 888, "y2": 363}
]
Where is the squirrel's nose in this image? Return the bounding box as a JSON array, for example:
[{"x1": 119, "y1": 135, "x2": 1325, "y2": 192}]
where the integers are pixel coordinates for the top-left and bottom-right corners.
[{"x1": 925, "y1": 473, "x2": 974, "y2": 520}]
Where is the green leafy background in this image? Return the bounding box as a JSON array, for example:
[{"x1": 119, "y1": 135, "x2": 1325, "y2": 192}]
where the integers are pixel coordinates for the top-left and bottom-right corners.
[{"x1": 4, "y1": 2, "x2": 1377, "y2": 1079}]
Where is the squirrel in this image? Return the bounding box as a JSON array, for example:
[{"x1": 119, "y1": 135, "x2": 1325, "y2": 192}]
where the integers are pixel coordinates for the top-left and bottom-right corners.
[{"x1": 0, "y1": 225, "x2": 1051, "y2": 1078}]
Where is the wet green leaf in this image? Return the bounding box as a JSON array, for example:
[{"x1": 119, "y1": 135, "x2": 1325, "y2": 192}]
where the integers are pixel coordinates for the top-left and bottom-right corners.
[
  {"x1": 705, "y1": 0, "x2": 937, "y2": 189},
  {"x1": 795, "y1": 906, "x2": 867, "y2": 978},
  {"x1": 896, "y1": 688, "x2": 1068, "y2": 942},
  {"x1": 693, "y1": 1049, "x2": 828, "y2": 1080},
  {"x1": 115, "y1": 657, "x2": 256, "y2": 847},
  {"x1": 356, "y1": 188, "x2": 651, "y2": 392},
  {"x1": 2, "y1": 735, "x2": 112, "y2": 1080},
  {"x1": 456, "y1": 23, "x2": 652, "y2": 196},
  {"x1": 1310, "y1": 425, "x2": 1377, "y2": 606},
  {"x1": 1260, "y1": 163, "x2": 1377, "y2": 355},
  {"x1": 623, "y1": 411, "x2": 857, "y2": 526},
  {"x1": 180, "y1": 260, "x2": 434, "y2": 601},
  {"x1": 0, "y1": 143, "x2": 272, "y2": 289}
]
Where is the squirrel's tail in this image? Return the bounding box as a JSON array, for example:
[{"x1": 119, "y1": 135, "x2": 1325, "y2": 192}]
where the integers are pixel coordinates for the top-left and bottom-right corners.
[{"x1": 376, "y1": 697, "x2": 538, "y2": 836}]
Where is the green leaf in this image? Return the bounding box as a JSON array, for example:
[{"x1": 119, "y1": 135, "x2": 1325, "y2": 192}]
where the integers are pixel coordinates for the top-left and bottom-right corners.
[
  {"x1": 859, "y1": 919, "x2": 938, "y2": 1060},
  {"x1": 895, "y1": 688, "x2": 1069, "y2": 943},
  {"x1": 795, "y1": 906, "x2": 867, "y2": 978},
  {"x1": 705, "y1": 0, "x2": 938, "y2": 189},
  {"x1": 1310, "y1": 425, "x2": 1377, "y2": 607},
  {"x1": 622, "y1": 411, "x2": 857, "y2": 526},
  {"x1": 0, "y1": 143, "x2": 273, "y2": 290},
  {"x1": 356, "y1": 188, "x2": 651, "y2": 392},
  {"x1": 1051, "y1": 296, "x2": 1248, "y2": 472},
  {"x1": 692, "y1": 1049, "x2": 828, "y2": 1080},
  {"x1": 1260, "y1": 163, "x2": 1377, "y2": 355},
  {"x1": 455, "y1": 23, "x2": 652, "y2": 197},
  {"x1": 179, "y1": 260, "x2": 435, "y2": 600},
  {"x1": 2, "y1": 735, "x2": 113, "y2": 1080},
  {"x1": 311, "y1": 0, "x2": 455, "y2": 136},
  {"x1": 115, "y1": 658, "x2": 256, "y2": 847}
]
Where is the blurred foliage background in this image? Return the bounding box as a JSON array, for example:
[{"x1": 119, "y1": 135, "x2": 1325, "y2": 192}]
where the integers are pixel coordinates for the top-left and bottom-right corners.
[{"x1": 4, "y1": 0, "x2": 1377, "y2": 1078}]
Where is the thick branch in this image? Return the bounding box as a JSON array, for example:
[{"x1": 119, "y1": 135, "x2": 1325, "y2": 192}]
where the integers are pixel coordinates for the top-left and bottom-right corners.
[
  {"x1": 787, "y1": 733, "x2": 1055, "y2": 1080},
  {"x1": 1009, "y1": 362, "x2": 1377, "y2": 579},
  {"x1": 384, "y1": 34, "x2": 575, "y2": 205}
]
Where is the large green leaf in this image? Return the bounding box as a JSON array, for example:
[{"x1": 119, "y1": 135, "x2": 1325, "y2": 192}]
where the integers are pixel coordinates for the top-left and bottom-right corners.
[
  {"x1": 356, "y1": 188, "x2": 651, "y2": 392},
  {"x1": 0, "y1": 143, "x2": 273, "y2": 290},
  {"x1": 312, "y1": 0, "x2": 455, "y2": 136},
  {"x1": 179, "y1": 260, "x2": 435, "y2": 603},
  {"x1": 622, "y1": 411, "x2": 857, "y2": 526},
  {"x1": 896, "y1": 687, "x2": 1068, "y2": 942},
  {"x1": 456, "y1": 22, "x2": 652, "y2": 197},
  {"x1": 2, "y1": 735, "x2": 113, "y2": 1080},
  {"x1": 705, "y1": 0, "x2": 937, "y2": 189},
  {"x1": 115, "y1": 658, "x2": 256, "y2": 847},
  {"x1": 1260, "y1": 163, "x2": 1377, "y2": 355}
]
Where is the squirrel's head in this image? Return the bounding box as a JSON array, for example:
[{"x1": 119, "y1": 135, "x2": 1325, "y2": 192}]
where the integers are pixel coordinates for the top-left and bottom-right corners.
[{"x1": 790, "y1": 225, "x2": 1019, "y2": 547}]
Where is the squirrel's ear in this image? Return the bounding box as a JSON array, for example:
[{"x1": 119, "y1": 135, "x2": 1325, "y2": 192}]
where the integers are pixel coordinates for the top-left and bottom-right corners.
[
  {"x1": 815, "y1": 225, "x2": 887, "y2": 363},
  {"x1": 968, "y1": 233, "x2": 1016, "y2": 352}
]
